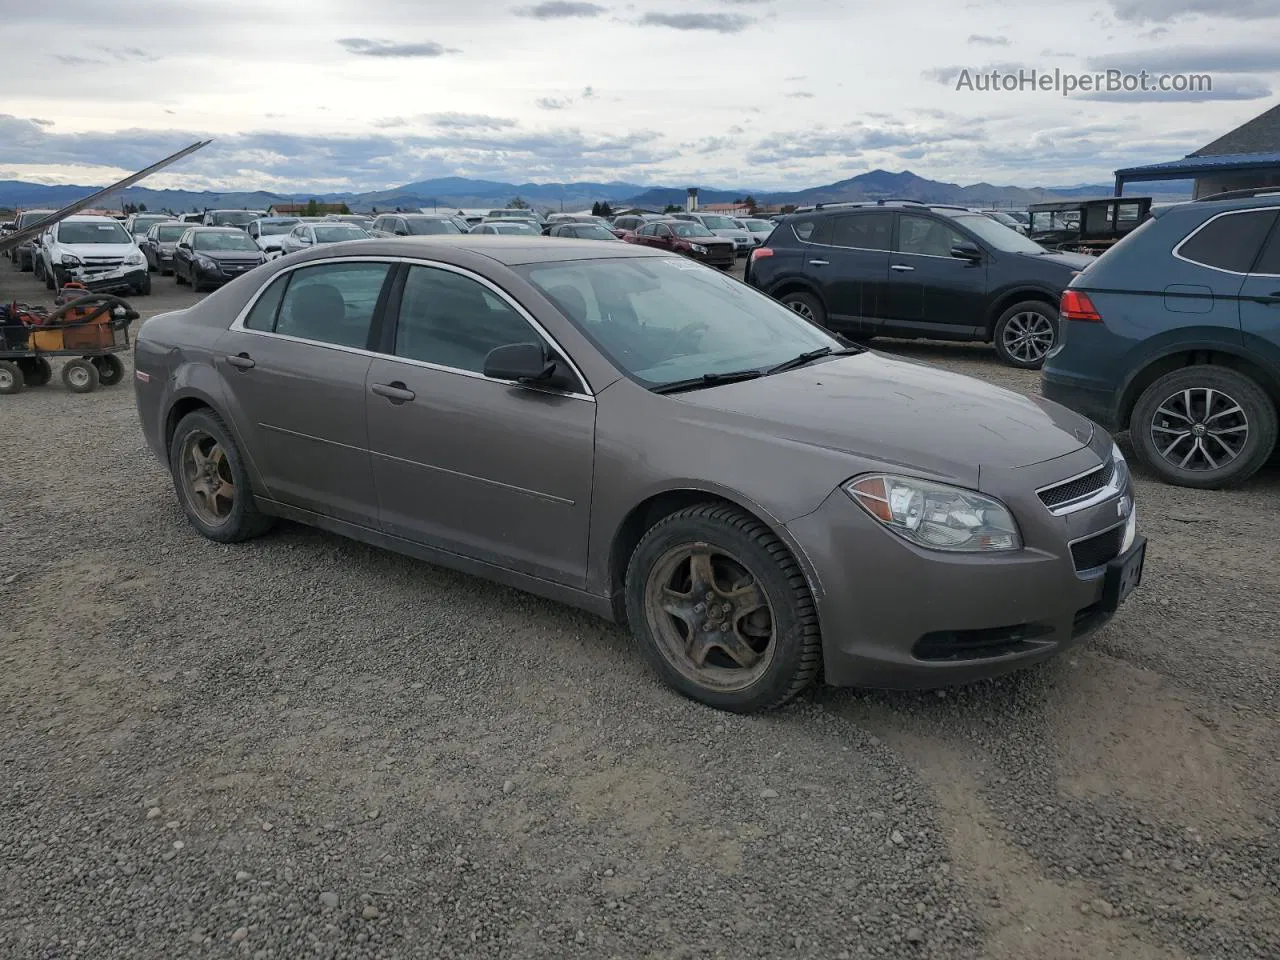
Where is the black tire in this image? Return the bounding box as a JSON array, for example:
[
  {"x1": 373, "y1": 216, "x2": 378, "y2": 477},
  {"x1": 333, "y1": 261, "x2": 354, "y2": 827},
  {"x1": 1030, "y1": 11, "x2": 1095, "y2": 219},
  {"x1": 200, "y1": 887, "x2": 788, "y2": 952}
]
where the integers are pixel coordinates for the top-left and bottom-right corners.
[
  {"x1": 992, "y1": 300, "x2": 1058, "y2": 370},
  {"x1": 17, "y1": 357, "x2": 52, "y2": 387},
  {"x1": 175, "y1": 266, "x2": 187, "y2": 286},
  {"x1": 190, "y1": 273, "x2": 205, "y2": 293},
  {"x1": 61, "y1": 358, "x2": 100, "y2": 394},
  {"x1": 19, "y1": 253, "x2": 32, "y2": 273},
  {"x1": 623, "y1": 503, "x2": 823, "y2": 713},
  {"x1": 779, "y1": 290, "x2": 827, "y2": 328},
  {"x1": 1130, "y1": 366, "x2": 1277, "y2": 489},
  {"x1": 0, "y1": 359, "x2": 24, "y2": 394},
  {"x1": 134, "y1": 274, "x2": 151, "y2": 296},
  {"x1": 168, "y1": 409, "x2": 274, "y2": 543},
  {"x1": 92, "y1": 354, "x2": 125, "y2": 386}
]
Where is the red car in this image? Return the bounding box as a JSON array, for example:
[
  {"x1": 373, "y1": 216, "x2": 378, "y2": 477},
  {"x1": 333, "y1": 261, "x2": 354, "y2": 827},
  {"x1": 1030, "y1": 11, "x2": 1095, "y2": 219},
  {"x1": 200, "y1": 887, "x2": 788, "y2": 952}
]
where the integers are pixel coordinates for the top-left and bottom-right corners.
[{"x1": 624, "y1": 219, "x2": 736, "y2": 270}]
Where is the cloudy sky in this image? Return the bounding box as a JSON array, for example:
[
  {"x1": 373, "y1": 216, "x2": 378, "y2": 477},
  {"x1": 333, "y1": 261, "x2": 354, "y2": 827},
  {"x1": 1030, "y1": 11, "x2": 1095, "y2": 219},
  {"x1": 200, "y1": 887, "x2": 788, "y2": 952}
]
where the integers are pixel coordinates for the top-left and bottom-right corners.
[{"x1": 3, "y1": 0, "x2": 1278, "y2": 193}]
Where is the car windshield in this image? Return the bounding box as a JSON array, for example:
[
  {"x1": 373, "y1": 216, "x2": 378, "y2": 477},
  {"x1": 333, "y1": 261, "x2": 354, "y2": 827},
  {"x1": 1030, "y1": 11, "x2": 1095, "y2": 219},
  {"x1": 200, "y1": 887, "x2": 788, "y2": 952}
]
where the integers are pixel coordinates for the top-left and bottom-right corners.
[
  {"x1": 259, "y1": 220, "x2": 299, "y2": 235},
  {"x1": 489, "y1": 210, "x2": 534, "y2": 219},
  {"x1": 571, "y1": 225, "x2": 616, "y2": 240},
  {"x1": 57, "y1": 220, "x2": 132, "y2": 244},
  {"x1": 211, "y1": 211, "x2": 258, "y2": 226},
  {"x1": 155, "y1": 225, "x2": 187, "y2": 241},
  {"x1": 406, "y1": 218, "x2": 462, "y2": 235},
  {"x1": 493, "y1": 222, "x2": 536, "y2": 234},
  {"x1": 519, "y1": 257, "x2": 842, "y2": 387},
  {"x1": 194, "y1": 231, "x2": 258, "y2": 251},
  {"x1": 699, "y1": 215, "x2": 736, "y2": 230},
  {"x1": 672, "y1": 222, "x2": 714, "y2": 238},
  {"x1": 313, "y1": 225, "x2": 369, "y2": 242},
  {"x1": 951, "y1": 215, "x2": 1047, "y2": 254},
  {"x1": 18, "y1": 212, "x2": 55, "y2": 228},
  {"x1": 745, "y1": 220, "x2": 773, "y2": 232}
]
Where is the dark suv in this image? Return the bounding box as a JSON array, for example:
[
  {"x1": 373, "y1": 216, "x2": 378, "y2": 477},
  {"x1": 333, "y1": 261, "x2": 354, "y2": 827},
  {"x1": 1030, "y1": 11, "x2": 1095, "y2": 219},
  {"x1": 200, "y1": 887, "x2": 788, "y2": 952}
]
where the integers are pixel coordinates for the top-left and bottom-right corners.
[
  {"x1": 1042, "y1": 189, "x2": 1280, "y2": 489},
  {"x1": 744, "y1": 200, "x2": 1092, "y2": 368}
]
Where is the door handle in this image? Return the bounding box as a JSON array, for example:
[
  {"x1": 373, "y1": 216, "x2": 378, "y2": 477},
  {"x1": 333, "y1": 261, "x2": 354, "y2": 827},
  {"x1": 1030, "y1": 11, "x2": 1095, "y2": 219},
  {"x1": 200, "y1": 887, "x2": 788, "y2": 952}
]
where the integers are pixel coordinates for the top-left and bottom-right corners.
[
  {"x1": 226, "y1": 353, "x2": 255, "y2": 370},
  {"x1": 890, "y1": 264, "x2": 915, "y2": 272},
  {"x1": 808, "y1": 259, "x2": 830, "y2": 266},
  {"x1": 372, "y1": 381, "x2": 416, "y2": 404}
]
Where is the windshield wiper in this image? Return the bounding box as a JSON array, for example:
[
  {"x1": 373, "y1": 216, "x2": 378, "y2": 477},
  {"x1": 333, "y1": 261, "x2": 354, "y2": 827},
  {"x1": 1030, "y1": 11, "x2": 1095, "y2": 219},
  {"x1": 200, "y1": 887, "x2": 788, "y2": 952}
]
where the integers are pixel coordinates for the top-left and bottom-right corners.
[
  {"x1": 765, "y1": 345, "x2": 863, "y2": 375},
  {"x1": 650, "y1": 369, "x2": 765, "y2": 395}
]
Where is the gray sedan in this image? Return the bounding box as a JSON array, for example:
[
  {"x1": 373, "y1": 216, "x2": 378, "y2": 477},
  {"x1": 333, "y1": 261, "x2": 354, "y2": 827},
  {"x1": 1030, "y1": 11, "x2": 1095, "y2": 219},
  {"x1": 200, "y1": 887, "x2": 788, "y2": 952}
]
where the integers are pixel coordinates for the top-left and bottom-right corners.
[{"x1": 134, "y1": 237, "x2": 1145, "y2": 712}]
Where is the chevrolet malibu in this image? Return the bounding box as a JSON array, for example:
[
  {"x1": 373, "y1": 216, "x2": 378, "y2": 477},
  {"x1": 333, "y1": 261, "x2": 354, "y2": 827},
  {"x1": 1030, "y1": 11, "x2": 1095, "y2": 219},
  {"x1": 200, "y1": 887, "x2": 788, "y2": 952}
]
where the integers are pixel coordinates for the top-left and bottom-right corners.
[{"x1": 134, "y1": 236, "x2": 1146, "y2": 712}]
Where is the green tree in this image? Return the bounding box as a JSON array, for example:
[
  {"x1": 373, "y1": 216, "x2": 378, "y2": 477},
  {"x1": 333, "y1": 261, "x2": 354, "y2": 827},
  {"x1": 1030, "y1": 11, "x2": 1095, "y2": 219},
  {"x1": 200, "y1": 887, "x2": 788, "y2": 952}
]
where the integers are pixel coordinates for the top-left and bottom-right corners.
[
  {"x1": 508, "y1": 196, "x2": 530, "y2": 209},
  {"x1": 138, "y1": 202, "x2": 148, "y2": 212},
  {"x1": 339, "y1": 203, "x2": 351, "y2": 215},
  {"x1": 591, "y1": 201, "x2": 601, "y2": 217},
  {"x1": 305, "y1": 198, "x2": 320, "y2": 217},
  {"x1": 663, "y1": 203, "x2": 682, "y2": 214},
  {"x1": 598, "y1": 201, "x2": 614, "y2": 218},
  {"x1": 743, "y1": 195, "x2": 759, "y2": 214}
]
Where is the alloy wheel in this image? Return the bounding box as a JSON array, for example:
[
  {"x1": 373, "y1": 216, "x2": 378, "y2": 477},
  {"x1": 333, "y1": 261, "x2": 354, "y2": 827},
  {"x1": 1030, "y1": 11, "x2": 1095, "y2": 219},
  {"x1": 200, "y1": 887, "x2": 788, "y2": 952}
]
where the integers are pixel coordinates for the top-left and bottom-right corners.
[
  {"x1": 1149, "y1": 387, "x2": 1249, "y2": 472},
  {"x1": 788, "y1": 301, "x2": 814, "y2": 321},
  {"x1": 1001, "y1": 310, "x2": 1055, "y2": 364},
  {"x1": 643, "y1": 543, "x2": 777, "y2": 693},
  {"x1": 180, "y1": 430, "x2": 237, "y2": 525}
]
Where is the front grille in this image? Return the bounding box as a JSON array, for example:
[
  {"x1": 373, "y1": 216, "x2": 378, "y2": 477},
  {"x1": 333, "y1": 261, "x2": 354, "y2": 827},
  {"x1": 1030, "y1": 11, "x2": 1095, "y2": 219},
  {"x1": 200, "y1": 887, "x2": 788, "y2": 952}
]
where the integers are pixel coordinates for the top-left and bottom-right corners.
[
  {"x1": 1039, "y1": 460, "x2": 1114, "y2": 510},
  {"x1": 914, "y1": 622, "x2": 1053, "y2": 661},
  {"x1": 1070, "y1": 525, "x2": 1124, "y2": 572},
  {"x1": 83, "y1": 257, "x2": 124, "y2": 266}
]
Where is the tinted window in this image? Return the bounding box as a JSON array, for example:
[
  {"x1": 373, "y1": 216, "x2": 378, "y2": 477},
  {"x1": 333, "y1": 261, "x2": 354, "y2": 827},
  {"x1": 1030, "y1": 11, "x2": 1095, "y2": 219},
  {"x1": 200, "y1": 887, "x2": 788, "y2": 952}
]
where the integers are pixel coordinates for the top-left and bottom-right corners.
[
  {"x1": 275, "y1": 262, "x2": 391, "y2": 348},
  {"x1": 831, "y1": 213, "x2": 892, "y2": 251},
  {"x1": 194, "y1": 231, "x2": 258, "y2": 251},
  {"x1": 792, "y1": 219, "x2": 817, "y2": 241},
  {"x1": 1178, "y1": 210, "x2": 1278, "y2": 273},
  {"x1": 1253, "y1": 221, "x2": 1280, "y2": 275},
  {"x1": 244, "y1": 274, "x2": 289, "y2": 331},
  {"x1": 394, "y1": 266, "x2": 543, "y2": 374},
  {"x1": 405, "y1": 218, "x2": 462, "y2": 236},
  {"x1": 155, "y1": 225, "x2": 187, "y2": 241},
  {"x1": 897, "y1": 215, "x2": 965, "y2": 257},
  {"x1": 57, "y1": 220, "x2": 132, "y2": 244}
]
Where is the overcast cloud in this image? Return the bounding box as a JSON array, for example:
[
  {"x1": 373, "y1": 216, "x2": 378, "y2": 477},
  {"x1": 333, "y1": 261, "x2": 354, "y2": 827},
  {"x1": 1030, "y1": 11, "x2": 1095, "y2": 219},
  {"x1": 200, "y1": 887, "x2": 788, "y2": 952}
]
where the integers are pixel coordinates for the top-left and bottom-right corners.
[{"x1": 2, "y1": 0, "x2": 1277, "y2": 192}]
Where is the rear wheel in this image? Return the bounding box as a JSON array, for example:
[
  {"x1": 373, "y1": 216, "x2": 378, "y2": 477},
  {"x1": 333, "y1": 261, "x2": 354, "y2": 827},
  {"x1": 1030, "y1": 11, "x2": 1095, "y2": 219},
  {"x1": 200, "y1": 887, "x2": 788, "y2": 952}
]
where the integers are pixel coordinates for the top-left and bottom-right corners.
[
  {"x1": 1130, "y1": 366, "x2": 1277, "y2": 489},
  {"x1": 62, "y1": 358, "x2": 100, "y2": 393},
  {"x1": 168, "y1": 409, "x2": 274, "y2": 542},
  {"x1": 779, "y1": 291, "x2": 827, "y2": 328},
  {"x1": 624, "y1": 503, "x2": 823, "y2": 713},
  {"x1": 993, "y1": 301, "x2": 1057, "y2": 369},
  {"x1": 0, "y1": 360, "x2": 24, "y2": 394},
  {"x1": 92, "y1": 354, "x2": 125, "y2": 386}
]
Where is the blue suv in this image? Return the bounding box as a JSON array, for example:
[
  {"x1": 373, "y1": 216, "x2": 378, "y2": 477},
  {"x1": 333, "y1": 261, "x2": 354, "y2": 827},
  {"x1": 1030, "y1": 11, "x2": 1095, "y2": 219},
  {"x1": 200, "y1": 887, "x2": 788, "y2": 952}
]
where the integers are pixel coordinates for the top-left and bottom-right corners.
[{"x1": 1042, "y1": 189, "x2": 1280, "y2": 489}]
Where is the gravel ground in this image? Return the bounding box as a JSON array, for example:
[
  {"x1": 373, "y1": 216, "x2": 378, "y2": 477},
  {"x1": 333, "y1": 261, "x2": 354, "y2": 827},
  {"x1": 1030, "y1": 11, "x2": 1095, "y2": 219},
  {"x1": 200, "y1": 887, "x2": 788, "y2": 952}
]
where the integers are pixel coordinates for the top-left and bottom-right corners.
[{"x1": 2, "y1": 265, "x2": 1278, "y2": 960}]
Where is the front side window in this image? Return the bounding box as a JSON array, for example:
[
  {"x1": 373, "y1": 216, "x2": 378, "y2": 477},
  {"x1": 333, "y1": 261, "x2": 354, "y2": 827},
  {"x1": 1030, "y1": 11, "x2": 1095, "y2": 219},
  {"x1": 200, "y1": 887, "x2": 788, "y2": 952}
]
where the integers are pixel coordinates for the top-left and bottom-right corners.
[
  {"x1": 393, "y1": 265, "x2": 543, "y2": 374},
  {"x1": 830, "y1": 213, "x2": 892, "y2": 251},
  {"x1": 951, "y1": 214, "x2": 1045, "y2": 254},
  {"x1": 273, "y1": 262, "x2": 391, "y2": 347},
  {"x1": 1177, "y1": 210, "x2": 1278, "y2": 273},
  {"x1": 896, "y1": 215, "x2": 965, "y2": 257},
  {"x1": 519, "y1": 258, "x2": 840, "y2": 387}
]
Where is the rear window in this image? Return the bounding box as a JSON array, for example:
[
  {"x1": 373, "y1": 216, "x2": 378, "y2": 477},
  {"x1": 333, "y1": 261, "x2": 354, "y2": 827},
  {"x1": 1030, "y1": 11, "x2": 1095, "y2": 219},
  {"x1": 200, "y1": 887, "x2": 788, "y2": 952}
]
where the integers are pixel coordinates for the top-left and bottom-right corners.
[
  {"x1": 1177, "y1": 209, "x2": 1278, "y2": 273},
  {"x1": 792, "y1": 219, "x2": 817, "y2": 241}
]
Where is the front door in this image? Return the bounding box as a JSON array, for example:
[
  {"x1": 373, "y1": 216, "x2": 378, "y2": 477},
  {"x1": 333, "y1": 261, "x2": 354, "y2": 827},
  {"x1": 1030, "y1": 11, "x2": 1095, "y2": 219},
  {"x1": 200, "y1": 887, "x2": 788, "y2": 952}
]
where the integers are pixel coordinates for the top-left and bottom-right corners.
[
  {"x1": 365, "y1": 262, "x2": 596, "y2": 587},
  {"x1": 215, "y1": 259, "x2": 394, "y2": 526},
  {"x1": 882, "y1": 213, "x2": 988, "y2": 336}
]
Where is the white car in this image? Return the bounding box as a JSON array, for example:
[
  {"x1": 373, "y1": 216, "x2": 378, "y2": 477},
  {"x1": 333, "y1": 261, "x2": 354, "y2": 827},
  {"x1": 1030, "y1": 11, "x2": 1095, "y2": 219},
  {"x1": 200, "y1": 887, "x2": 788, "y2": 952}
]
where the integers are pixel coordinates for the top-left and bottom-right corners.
[
  {"x1": 247, "y1": 217, "x2": 303, "y2": 258},
  {"x1": 672, "y1": 213, "x2": 755, "y2": 256},
  {"x1": 741, "y1": 218, "x2": 776, "y2": 246},
  {"x1": 37, "y1": 215, "x2": 150, "y2": 295}
]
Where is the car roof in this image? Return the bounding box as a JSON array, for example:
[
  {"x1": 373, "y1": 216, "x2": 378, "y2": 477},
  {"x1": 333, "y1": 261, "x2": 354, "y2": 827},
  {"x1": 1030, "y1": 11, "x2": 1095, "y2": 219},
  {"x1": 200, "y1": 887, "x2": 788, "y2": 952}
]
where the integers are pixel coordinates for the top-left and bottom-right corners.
[
  {"x1": 294, "y1": 235, "x2": 670, "y2": 266},
  {"x1": 62, "y1": 214, "x2": 123, "y2": 223},
  {"x1": 397, "y1": 213, "x2": 454, "y2": 219},
  {"x1": 188, "y1": 225, "x2": 247, "y2": 232}
]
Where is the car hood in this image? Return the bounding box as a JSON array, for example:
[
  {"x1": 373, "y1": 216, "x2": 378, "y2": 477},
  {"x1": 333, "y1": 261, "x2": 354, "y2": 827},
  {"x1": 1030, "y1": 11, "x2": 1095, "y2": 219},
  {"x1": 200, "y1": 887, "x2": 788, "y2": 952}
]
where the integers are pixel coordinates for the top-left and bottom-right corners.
[
  {"x1": 710, "y1": 229, "x2": 752, "y2": 240},
  {"x1": 669, "y1": 351, "x2": 1094, "y2": 488},
  {"x1": 256, "y1": 236, "x2": 286, "y2": 247},
  {"x1": 199, "y1": 249, "x2": 264, "y2": 261},
  {"x1": 59, "y1": 242, "x2": 140, "y2": 259}
]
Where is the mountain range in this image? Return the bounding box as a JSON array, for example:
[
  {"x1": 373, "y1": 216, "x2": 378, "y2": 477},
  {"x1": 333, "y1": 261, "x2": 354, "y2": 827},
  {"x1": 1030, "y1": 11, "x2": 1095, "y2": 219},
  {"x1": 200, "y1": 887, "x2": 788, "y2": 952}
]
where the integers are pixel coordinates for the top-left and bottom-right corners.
[{"x1": 0, "y1": 169, "x2": 1192, "y2": 214}]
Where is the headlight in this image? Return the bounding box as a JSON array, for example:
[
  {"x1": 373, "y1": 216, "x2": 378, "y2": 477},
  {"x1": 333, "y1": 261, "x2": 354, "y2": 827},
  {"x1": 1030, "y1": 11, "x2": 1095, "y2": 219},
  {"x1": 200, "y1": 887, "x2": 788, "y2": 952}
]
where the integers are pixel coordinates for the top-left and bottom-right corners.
[
  {"x1": 126, "y1": 252, "x2": 144, "y2": 265},
  {"x1": 844, "y1": 474, "x2": 1021, "y2": 552},
  {"x1": 61, "y1": 254, "x2": 82, "y2": 266},
  {"x1": 690, "y1": 243, "x2": 708, "y2": 254},
  {"x1": 195, "y1": 255, "x2": 217, "y2": 269}
]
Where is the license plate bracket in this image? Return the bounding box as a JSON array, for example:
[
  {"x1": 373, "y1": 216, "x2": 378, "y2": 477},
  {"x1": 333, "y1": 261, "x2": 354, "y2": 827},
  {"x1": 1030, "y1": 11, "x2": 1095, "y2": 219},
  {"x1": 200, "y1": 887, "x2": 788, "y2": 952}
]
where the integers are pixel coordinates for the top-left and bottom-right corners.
[{"x1": 1100, "y1": 536, "x2": 1146, "y2": 614}]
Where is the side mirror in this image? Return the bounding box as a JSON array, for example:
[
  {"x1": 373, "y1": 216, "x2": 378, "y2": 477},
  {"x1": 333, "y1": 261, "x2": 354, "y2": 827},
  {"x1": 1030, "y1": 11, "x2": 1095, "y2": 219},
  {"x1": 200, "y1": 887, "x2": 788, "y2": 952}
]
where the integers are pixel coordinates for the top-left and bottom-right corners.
[
  {"x1": 483, "y1": 342, "x2": 559, "y2": 385},
  {"x1": 394, "y1": 228, "x2": 409, "y2": 236},
  {"x1": 178, "y1": 242, "x2": 190, "y2": 249},
  {"x1": 950, "y1": 241, "x2": 983, "y2": 261}
]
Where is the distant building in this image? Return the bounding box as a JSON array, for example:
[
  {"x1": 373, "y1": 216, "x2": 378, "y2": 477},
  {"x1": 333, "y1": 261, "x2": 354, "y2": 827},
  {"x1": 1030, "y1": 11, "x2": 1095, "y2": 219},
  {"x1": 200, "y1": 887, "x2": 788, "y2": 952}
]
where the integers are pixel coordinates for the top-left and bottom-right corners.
[
  {"x1": 266, "y1": 202, "x2": 349, "y2": 217},
  {"x1": 1115, "y1": 101, "x2": 1280, "y2": 199},
  {"x1": 700, "y1": 203, "x2": 753, "y2": 217}
]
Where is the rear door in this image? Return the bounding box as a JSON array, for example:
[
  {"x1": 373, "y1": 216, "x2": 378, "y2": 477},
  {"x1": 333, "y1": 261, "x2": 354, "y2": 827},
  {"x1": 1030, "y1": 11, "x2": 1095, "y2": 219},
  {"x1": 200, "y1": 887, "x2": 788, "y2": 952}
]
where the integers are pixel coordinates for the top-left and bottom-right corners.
[
  {"x1": 365, "y1": 261, "x2": 596, "y2": 586},
  {"x1": 813, "y1": 212, "x2": 892, "y2": 333},
  {"x1": 882, "y1": 213, "x2": 988, "y2": 336},
  {"x1": 1174, "y1": 207, "x2": 1274, "y2": 336},
  {"x1": 215, "y1": 259, "x2": 395, "y2": 526}
]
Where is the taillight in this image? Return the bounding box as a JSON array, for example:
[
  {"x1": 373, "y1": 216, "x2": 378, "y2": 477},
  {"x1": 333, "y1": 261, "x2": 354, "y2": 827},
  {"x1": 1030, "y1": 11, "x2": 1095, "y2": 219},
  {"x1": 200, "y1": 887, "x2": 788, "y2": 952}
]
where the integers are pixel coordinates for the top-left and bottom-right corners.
[
  {"x1": 1060, "y1": 289, "x2": 1101, "y2": 322},
  {"x1": 750, "y1": 247, "x2": 774, "y2": 261}
]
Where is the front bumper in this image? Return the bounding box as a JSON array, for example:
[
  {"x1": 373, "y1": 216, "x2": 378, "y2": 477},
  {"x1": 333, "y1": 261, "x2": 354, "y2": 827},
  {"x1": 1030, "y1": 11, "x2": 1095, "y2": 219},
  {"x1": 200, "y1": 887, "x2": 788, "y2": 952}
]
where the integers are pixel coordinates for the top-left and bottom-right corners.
[
  {"x1": 785, "y1": 471, "x2": 1142, "y2": 689},
  {"x1": 690, "y1": 248, "x2": 736, "y2": 268},
  {"x1": 58, "y1": 264, "x2": 147, "y2": 294},
  {"x1": 193, "y1": 260, "x2": 262, "y2": 284}
]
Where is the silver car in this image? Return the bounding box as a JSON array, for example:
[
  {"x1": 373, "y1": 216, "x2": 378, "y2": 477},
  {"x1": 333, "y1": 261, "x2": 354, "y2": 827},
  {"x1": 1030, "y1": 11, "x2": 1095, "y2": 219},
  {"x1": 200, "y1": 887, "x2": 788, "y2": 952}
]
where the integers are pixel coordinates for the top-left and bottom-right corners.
[
  {"x1": 278, "y1": 222, "x2": 371, "y2": 256},
  {"x1": 134, "y1": 236, "x2": 1145, "y2": 713}
]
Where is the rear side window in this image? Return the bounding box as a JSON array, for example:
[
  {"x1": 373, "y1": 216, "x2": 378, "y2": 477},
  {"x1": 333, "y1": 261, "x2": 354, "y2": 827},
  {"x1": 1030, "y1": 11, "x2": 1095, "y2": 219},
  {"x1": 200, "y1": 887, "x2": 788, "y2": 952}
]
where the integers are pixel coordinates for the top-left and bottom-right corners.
[
  {"x1": 1177, "y1": 209, "x2": 1278, "y2": 273},
  {"x1": 792, "y1": 219, "x2": 817, "y2": 241},
  {"x1": 830, "y1": 213, "x2": 893, "y2": 251},
  {"x1": 244, "y1": 274, "x2": 288, "y2": 331},
  {"x1": 1250, "y1": 220, "x2": 1280, "y2": 275},
  {"x1": 274, "y1": 262, "x2": 392, "y2": 348}
]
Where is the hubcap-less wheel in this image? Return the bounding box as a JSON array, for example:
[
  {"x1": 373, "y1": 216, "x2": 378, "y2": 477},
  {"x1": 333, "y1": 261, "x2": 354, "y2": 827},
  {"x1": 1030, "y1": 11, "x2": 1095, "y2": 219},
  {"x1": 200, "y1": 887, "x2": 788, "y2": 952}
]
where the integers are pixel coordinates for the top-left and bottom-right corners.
[
  {"x1": 1150, "y1": 387, "x2": 1249, "y2": 472},
  {"x1": 65, "y1": 365, "x2": 92, "y2": 390},
  {"x1": 643, "y1": 543, "x2": 776, "y2": 693},
  {"x1": 788, "y1": 301, "x2": 815, "y2": 321},
  {"x1": 1001, "y1": 310, "x2": 1055, "y2": 365},
  {"x1": 181, "y1": 431, "x2": 237, "y2": 526}
]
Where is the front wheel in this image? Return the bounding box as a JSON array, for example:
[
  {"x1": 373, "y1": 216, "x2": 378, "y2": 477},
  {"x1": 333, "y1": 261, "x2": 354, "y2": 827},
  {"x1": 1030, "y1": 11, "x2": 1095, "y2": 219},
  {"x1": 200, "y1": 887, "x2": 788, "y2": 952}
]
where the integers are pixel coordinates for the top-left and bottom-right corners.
[
  {"x1": 174, "y1": 266, "x2": 187, "y2": 286},
  {"x1": 62, "y1": 358, "x2": 100, "y2": 393},
  {"x1": 779, "y1": 291, "x2": 827, "y2": 328},
  {"x1": 0, "y1": 359, "x2": 24, "y2": 394},
  {"x1": 168, "y1": 409, "x2": 274, "y2": 542},
  {"x1": 1130, "y1": 366, "x2": 1277, "y2": 489},
  {"x1": 624, "y1": 503, "x2": 823, "y2": 713},
  {"x1": 92, "y1": 354, "x2": 125, "y2": 386},
  {"x1": 993, "y1": 301, "x2": 1058, "y2": 369}
]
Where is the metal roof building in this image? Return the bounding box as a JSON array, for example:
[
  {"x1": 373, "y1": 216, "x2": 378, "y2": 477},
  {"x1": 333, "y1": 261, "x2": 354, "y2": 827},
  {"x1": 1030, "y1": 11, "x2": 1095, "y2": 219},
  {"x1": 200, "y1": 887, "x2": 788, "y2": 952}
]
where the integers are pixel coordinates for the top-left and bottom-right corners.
[{"x1": 1114, "y1": 102, "x2": 1280, "y2": 198}]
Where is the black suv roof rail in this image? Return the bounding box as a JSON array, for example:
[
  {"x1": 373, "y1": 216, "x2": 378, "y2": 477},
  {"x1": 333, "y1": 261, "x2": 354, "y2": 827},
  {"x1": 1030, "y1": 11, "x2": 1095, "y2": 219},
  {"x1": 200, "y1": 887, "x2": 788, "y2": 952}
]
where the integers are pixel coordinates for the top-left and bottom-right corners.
[
  {"x1": 928, "y1": 203, "x2": 972, "y2": 211},
  {"x1": 811, "y1": 201, "x2": 873, "y2": 210},
  {"x1": 1193, "y1": 187, "x2": 1280, "y2": 203}
]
